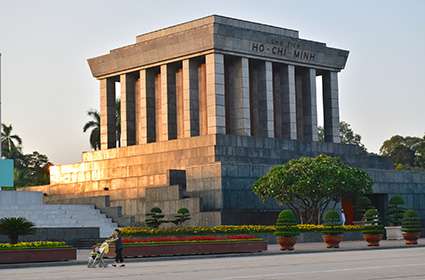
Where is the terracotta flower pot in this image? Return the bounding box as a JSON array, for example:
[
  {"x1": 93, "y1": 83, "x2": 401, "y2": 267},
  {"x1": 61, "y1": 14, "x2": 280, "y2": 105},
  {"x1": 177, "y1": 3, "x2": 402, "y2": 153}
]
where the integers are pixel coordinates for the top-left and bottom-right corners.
[
  {"x1": 322, "y1": 234, "x2": 343, "y2": 248},
  {"x1": 363, "y1": 233, "x2": 383, "y2": 246},
  {"x1": 402, "y1": 232, "x2": 421, "y2": 245},
  {"x1": 277, "y1": 236, "x2": 297, "y2": 251}
]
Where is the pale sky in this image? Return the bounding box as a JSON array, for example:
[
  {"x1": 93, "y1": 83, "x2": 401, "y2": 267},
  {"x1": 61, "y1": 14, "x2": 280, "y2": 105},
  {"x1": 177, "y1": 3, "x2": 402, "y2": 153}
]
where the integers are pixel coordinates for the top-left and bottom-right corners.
[{"x1": 0, "y1": 0, "x2": 424, "y2": 164}]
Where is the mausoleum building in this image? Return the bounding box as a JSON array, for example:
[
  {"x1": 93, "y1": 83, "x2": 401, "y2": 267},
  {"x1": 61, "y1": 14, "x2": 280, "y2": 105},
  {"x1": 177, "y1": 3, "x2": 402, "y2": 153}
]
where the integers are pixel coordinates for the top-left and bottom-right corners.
[{"x1": 24, "y1": 16, "x2": 425, "y2": 226}]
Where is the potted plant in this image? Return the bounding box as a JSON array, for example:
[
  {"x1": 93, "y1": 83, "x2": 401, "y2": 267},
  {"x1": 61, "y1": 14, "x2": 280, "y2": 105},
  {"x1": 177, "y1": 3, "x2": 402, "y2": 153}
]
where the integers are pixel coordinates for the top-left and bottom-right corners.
[
  {"x1": 362, "y1": 208, "x2": 384, "y2": 246},
  {"x1": 401, "y1": 210, "x2": 422, "y2": 245},
  {"x1": 322, "y1": 209, "x2": 344, "y2": 248},
  {"x1": 274, "y1": 209, "x2": 299, "y2": 251},
  {"x1": 385, "y1": 195, "x2": 405, "y2": 240}
]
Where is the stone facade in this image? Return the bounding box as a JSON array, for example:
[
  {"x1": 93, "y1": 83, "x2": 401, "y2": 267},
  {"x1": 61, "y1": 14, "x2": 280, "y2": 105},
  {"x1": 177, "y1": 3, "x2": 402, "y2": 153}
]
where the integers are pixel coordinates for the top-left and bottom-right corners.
[{"x1": 22, "y1": 15, "x2": 425, "y2": 226}]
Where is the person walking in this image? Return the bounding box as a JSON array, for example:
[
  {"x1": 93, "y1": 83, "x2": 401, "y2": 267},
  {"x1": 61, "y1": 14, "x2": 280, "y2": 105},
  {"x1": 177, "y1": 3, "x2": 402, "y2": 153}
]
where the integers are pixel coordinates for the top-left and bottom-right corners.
[
  {"x1": 340, "y1": 209, "x2": 346, "y2": 225},
  {"x1": 110, "y1": 229, "x2": 125, "y2": 267}
]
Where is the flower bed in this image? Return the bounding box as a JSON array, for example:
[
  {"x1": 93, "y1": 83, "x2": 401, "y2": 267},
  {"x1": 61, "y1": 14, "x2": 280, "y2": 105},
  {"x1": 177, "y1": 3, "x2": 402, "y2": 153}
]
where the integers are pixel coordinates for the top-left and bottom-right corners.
[
  {"x1": 107, "y1": 234, "x2": 267, "y2": 257},
  {"x1": 0, "y1": 241, "x2": 76, "y2": 264},
  {"x1": 121, "y1": 225, "x2": 365, "y2": 237}
]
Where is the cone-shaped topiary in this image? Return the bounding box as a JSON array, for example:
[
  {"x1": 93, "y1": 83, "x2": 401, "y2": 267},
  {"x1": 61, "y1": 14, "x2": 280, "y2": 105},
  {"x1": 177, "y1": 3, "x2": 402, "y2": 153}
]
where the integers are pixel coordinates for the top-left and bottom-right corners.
[
  {"x1": 275, "y1": 209, "x2": 299, "y2": 237},
  {"x1": 0, "y1": 217, "x2": 35, "y2": 244},
  {"x1": 362, "y1": 208, "x2": 384, "y2": 234},
  {"x1": 401, "y1": 210, "x2": 422, "y2": 233},
  {"x1": 386, "y1": 195, "x2": 405, "y2": 226}
]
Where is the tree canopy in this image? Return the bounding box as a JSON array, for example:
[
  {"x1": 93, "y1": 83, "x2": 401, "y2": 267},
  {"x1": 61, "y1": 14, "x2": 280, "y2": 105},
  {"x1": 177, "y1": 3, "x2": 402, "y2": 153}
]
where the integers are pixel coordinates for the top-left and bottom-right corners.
[
  {"x1": 379, "y1": 134, "x2": 425, "y2": 170},
  {"x1": 252, "y1": 154, "x2": 373, "y2": 224},
  {"x1": 318, "y1": 121, "x2": 366, "y2": 152},
  {"x1": 1, "y1": 123, "x2": 51, "y2": 187}
]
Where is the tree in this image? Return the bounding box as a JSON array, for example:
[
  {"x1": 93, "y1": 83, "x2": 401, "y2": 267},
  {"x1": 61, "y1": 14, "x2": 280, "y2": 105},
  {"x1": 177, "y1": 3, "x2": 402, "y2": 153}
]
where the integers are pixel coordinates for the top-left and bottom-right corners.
[
  {"x1": 1, "y1": 123, "x2": 51, "y2": 187},
  {"x1": 84, "y1": 98, "x2": 121, "y2": 150},
  {"x1": 145, "y1": 207, "x2": 165, "y2": 228},
  {"x1": 252, "y1": 155, "x2": 373, "y2": 224},
  {"x1": 0, "y1": 217, "x2": 35, "y2": 244},
  {"x1": 14, "y1": 152, "x2": 51, "y2": 187},
  {"x1": 318, "y1": 121, "x2": 366, "y2": 152},
  {"x1": 1, "y1": 124, "x2": 22, "y2": 158},
  {"x1": 379, "y1": 134, "x2": 425, "y2": 170},
  {"x1": 172, "y1": 208, "x2": 191, "y2": 226},
  {"x1": 386, "y1": 195, "x2": 405, "y2": 226},
  {"x1": 83, "y1": 110, "x2": 101, "y2": 150}
]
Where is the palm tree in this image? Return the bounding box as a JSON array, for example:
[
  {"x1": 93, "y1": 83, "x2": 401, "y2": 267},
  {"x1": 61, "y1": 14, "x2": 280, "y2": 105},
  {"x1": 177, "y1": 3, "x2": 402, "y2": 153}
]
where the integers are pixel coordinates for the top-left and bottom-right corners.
[
  {"x1": 0, "y1": 217, "x2": 35, "y2": 244},
  {"x1": 1, "y1": 123, "x2": 22, "y2": 157},
  {"x1": 83, "y1": 110, "x2": 101, "y2": 150},
  {"x1": 84, "y1": 98, "x2": 121, "y2": 150}
]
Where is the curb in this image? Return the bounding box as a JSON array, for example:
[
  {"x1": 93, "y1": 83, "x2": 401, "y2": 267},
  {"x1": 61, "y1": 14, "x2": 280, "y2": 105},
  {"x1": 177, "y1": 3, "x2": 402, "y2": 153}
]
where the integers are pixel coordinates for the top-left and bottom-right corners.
[{"x1": 1, "y1": 243, "x2": 424, "y2": 270}]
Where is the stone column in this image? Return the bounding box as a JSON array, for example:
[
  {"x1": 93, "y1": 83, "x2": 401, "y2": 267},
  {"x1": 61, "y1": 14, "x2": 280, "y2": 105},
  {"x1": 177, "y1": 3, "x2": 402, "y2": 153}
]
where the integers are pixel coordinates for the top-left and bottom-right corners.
[
  {"x1": 120, "y1": 73, "x2": 136, "y2": 147},
  {"x1": 137, "y1": 69, "x2": 156, "y2": 144},
  {"x1": 249, "y1": 60, "x2": 273, "y2": 138},
  {"x1": 225, "y1": 56, "x2": 250, "y2": 136},
  {"x1": 323, "y1": 71, "x2": 341, "y2": 143},
  {"x1": 198, "y1": 63, "x2": 208, "y2": 136},
  {"x1": 176, "y1": 67, "x2": 184, "y2": 138},
  {"x1": 159, "y1": 64, "x2": 178, "y2": 141},
  {"x1": 281, "y1": 64, "x2": 297, "y2": 140},
  {"x1": 182, "y1": 59, "x2": 200, "y2": 137},
  {"x1": 100, "y1": 77, "x2": 116, "y2": 149},
  {"x1": 205, "y1": 53, "x2": 226, "y2": 135},
  {"x1": 303, "y1": 68, "x2": 319, "y2": 141},
  {"x1": 265, "y1": 61, "x2": 274, "y2": 138}
]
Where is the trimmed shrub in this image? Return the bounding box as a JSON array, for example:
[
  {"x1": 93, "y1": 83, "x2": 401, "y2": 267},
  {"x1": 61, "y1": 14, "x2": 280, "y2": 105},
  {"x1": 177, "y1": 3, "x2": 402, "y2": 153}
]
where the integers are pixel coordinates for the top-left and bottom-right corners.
[
  {"x1": 145, "y1": 207, "x2": 165, "y2": 228},
  {"x1": 401, "y1": 210, "x2": 422, "y2": 233},
  {"x1": 173, "y1": 208, "x2": 191, "y2": 226},
  {"x1": 362, "y1": 208, "x2": 384, "y2": 234},
  {"x1": 321, "y1": 209, "x2": 343, "y2": 235},
  {"x1": 0, "y1": 217, "x2": 35, "y2": 244},
  {"x1": 386, "y1": 195, "x2": 405, "y2": 226},
  {"x1": 274, "y1": 210, "x2": 299, "y2": 237}
]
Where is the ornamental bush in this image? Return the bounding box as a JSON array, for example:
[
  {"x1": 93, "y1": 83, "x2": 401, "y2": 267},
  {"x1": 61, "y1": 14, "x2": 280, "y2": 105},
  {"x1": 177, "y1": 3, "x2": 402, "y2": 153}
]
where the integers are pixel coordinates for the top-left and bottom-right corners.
[
  {"x1": 386, "y1": 195, "x2": 405, "y2": 226},
  {"x1": 0, "y1": 217, "x2": 35, "y2": 244},
  {"x1": 172, "y1": 208, "x2": 191, "y2": 226},
  {"x1": 321, "y1": 209, "x2": 343, "y2": 235},
  {"x1": 145, "y1": 207, "x2": 166, "y2": 228},
  {"x1": 401, "y1": 210, "x2": 422, "y2": 233},
  {"x1": 274, "y1": 209, "x2": 299, "y2": 237},
  {"x1": 362, "y1": 208, "x2": 384, "y2": 235}
]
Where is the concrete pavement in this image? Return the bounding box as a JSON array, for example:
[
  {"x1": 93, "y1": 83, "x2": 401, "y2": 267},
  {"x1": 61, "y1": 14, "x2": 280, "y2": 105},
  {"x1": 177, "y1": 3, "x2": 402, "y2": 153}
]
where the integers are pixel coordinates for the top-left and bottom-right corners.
[{"x1": 1, "y1": 247, "x2": 424, "y2": 280}]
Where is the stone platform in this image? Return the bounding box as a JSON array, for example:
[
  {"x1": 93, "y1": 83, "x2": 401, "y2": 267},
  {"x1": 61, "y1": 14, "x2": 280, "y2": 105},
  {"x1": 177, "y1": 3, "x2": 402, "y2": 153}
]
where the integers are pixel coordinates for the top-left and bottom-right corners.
[{"x1": 21, "y1": 134, "x2": 425, "y2": 226}]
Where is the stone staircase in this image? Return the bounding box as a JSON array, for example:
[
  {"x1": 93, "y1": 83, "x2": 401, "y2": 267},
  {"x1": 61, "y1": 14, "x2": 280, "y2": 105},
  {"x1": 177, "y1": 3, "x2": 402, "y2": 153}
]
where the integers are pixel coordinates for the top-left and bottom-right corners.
[{"x1": 0, "y1": 191, "x2": 117, "y2": 237}]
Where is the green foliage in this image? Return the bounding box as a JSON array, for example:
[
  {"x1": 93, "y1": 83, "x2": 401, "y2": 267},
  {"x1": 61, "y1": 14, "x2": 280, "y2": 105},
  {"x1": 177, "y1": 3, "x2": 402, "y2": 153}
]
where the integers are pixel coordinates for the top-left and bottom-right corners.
[
  {"x1": 0, "y1": 217, "x2": 35, "y2": 244},
  {"x1": 353, "y1": 196, "x2": 372, "y2": 221},
  {"x1": 0, "y1": 241, "x2": 68, "y2": 250},
  {"x1": 83, "y1": 110, "x2": 100, "y2": 150},
  {"x1": 275, "y1": 209, "x2": 299, "y2": 237},
  {"x1": 386, "y1": 195, "x2": 405, "y2": 226},
  {"x1": 1, "y1": 123, "x2": 51, "y2": 187},
  {"x1": 145, "y1": 207, "x2": 166, "y2": 228},
  {"x1": 362, "y1": 208, "x2": 384, "y2": 234},
  {"x1": 379, "y1": 134, "x2": 425, "y2": 170},
  {"x1": 401, "y1": 210, "x2": 422, "y2": 233},
  {"x1": 252, "y1": 154, "x2": 373, "y2": 224},
  {"x1": 172, "y1": 208, "x2": 191, "y2": 226},
  {"x1": 321, "y1": 209, "x2": 343, "y2": 235},
  {"x1": 318, "y1": 121, "x2": 367, "y2": 152}
]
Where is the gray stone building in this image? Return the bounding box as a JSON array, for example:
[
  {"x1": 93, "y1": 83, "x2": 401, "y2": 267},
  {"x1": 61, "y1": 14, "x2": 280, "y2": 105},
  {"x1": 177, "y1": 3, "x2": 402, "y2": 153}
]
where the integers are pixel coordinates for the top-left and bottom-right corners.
[{"x1": 24, "y1": 15, "x2": 425, "y2": 226}]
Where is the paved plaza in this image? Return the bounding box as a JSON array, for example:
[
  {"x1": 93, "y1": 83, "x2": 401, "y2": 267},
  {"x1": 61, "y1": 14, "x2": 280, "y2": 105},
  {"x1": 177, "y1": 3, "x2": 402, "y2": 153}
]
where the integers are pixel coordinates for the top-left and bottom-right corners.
[{"x1": 1, "y1": 247, "x2": 425, "y2": 280}]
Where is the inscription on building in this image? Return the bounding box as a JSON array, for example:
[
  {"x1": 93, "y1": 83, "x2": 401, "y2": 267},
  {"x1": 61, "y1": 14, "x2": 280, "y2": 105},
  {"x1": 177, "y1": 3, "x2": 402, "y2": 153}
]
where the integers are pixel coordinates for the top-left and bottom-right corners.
[{"x1": 250, "y1": 41, "x2": 316, "y2": 62}]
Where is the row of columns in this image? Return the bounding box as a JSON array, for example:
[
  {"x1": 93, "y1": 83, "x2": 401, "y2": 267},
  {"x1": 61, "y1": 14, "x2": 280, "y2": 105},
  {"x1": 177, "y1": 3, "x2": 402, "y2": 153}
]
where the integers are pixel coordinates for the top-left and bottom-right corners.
[{"x1": 100, "y1": 53, "x2": 340, "y2": 150}]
